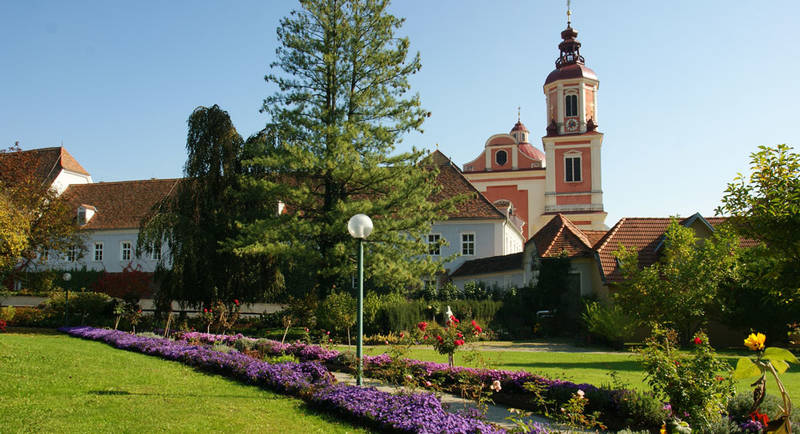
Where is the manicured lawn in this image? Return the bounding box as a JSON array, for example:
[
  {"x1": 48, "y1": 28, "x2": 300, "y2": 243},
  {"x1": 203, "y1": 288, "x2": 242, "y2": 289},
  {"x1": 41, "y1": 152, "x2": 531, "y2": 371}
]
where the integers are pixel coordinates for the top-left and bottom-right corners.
[
  {"x1": 0, "y1": 329, "x2": 369, "y2": 433},
  {"x1": 357, "y1": 343, "x2": 800, "y2": 403}
]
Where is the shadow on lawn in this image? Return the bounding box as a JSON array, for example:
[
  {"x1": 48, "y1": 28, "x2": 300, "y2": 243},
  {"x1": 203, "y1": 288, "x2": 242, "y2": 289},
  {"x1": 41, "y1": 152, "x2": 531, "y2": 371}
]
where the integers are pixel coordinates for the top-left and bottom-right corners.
[
  {"x1": 6, "y1": 327, "x2": 61, "y2": 335},
  {"x1": 513, "y1": 360, "x2": 644, "y2": 372},
  {"x1": 88, "y1": 390, "x2": 284, "y2": 399}
]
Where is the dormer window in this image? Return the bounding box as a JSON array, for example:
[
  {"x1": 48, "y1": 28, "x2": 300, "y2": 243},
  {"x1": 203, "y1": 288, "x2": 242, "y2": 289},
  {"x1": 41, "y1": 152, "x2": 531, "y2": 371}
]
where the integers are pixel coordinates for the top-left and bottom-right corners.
[{"x1": 77, "y1": 204, "x2": 96, "y2": 225}]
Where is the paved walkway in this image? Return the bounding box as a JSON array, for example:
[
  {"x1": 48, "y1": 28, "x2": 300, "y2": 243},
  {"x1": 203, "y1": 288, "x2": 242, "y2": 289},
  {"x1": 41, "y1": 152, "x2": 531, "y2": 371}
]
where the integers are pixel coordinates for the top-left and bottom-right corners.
[{"x1": 331, "y1": 371, "x2": 592, "y2": 432}]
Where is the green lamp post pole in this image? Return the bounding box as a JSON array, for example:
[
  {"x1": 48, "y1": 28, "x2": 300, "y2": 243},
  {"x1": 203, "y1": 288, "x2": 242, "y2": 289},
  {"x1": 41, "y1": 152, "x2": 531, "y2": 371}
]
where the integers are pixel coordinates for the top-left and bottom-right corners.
[
  {"x1": 62, "y1": 272, "x2": 72, "y2": 326},
  {"x1": 348, "y1": 214, "x2": 373, "y2": 387}
]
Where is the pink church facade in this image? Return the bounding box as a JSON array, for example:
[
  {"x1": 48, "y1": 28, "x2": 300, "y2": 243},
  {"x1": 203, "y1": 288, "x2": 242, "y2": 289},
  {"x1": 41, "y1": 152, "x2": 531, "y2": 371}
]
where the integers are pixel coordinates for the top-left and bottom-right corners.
[{"x1": 461, "y1": 21, "x2": 607, "y2": 239}]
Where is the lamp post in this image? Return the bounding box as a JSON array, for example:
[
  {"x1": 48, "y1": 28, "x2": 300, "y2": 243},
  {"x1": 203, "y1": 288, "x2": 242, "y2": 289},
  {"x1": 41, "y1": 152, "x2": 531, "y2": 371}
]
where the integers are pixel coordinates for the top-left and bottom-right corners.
[
  {"x1": 347, "y1": 213, "x2": 373, "y2": 386},
  {"x1": 62, "y1": 272, "x2": 72, "y2": 326}
]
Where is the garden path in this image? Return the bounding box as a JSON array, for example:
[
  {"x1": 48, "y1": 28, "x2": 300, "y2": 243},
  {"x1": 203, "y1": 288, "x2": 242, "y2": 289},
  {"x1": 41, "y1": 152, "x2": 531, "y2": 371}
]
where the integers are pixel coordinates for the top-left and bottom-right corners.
[{"x1": 331, "y1": 371, "x2": 597, "y2": 432}]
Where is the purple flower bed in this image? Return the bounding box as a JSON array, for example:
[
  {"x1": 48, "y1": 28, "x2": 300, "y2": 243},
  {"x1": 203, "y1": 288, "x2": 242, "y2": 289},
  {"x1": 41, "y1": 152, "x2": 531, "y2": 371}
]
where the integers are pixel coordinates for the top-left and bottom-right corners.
[
  {"x1": 169, "y1": 330, "x2": 652, "y2": 431},
  {"x1": 60, "y1": 326, "x2": 502, "y2": 433},
  {"x1": 311, "y1": 384, "x2": 504, "y2": 434}
]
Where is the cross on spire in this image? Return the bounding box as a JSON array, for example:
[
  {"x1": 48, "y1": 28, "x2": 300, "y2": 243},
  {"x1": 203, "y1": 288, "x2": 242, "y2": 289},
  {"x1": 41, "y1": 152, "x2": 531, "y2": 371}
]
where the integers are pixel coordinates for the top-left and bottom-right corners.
[{"x1": 517, "y1": 106, "x2": 521, "y2": 122}]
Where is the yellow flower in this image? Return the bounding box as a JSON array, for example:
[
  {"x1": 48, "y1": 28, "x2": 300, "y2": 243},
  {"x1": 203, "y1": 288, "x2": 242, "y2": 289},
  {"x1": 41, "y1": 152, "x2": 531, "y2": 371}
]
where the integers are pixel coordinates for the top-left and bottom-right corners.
[
  {"x1": 660, "y1": 423, "x2": 667, "y2": 434},
  {"x1": 744, "y1": 332, "x2": 766, "y2": 351}
]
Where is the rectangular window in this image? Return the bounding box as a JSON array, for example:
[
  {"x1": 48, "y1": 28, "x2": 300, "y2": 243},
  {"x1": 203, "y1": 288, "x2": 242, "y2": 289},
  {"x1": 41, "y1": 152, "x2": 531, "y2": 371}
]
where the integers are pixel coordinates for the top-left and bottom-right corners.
[
  {"x1": 151, "y1": 243, "x2": 162, "y2": 261},
  {"x1": 41, "y1": 248, "x2": 49, "y2": 262},
  {"x1": 565, "y1": 156, "x2": 582, "y2": 182},
  {"x1": 67, "y1": 245, "x2": 77, "y2": 262},
  {"x1": 565, "y1": 94, "x2": 578, "y2": 117},
  {"x1": 121, "y1": 241, "x2": 132, "y2": 261},
  {"x1": 427, "y1": 234, "x2": 441, "y2": 256},
  {"x1": 94, "y1": 242, "x2": 103, "y2": 261},
  {"x1": 461, "y1": 233, "x2": 475, "y2": 256}
]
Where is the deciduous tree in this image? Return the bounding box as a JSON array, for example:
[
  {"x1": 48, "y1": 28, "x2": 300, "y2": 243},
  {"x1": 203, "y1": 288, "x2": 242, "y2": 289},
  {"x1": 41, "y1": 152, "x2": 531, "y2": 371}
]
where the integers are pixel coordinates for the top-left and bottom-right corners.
[
  {"x1": 139, "y1": 106, "x2": 283, "y2": 307},
  {"x1": 716, "y1": 144, "x2": 800, "y2": 308},
  {"x1": 234, "y1": 0, "x2": 455, "y2": 297},
  {"x1": 614, "y1": 219, "x2": 739, "y2": 343},
  {"x1": 0, "y1": 145, "x2": 83, "y2": 279}
]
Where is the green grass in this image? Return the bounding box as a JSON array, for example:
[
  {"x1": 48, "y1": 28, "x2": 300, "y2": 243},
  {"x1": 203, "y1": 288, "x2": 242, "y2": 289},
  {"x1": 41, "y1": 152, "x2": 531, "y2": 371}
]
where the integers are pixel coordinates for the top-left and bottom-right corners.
[
  {"x1": 0, "y1": 330, "x2": 370, "y2": 433},
  {"x1": 355, "y1": 343, "x2": 800, "y2": 404}
]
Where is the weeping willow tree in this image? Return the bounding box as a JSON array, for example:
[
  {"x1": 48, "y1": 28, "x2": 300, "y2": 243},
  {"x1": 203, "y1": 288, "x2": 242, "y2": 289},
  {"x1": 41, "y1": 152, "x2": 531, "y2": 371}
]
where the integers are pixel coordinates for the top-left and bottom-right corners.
[
  {"x1": 139, "y1": 105, "x2": 283, "y2": 308},
  {"x1": 231, "y1": 0, "x2": 456, "y2": 298}
]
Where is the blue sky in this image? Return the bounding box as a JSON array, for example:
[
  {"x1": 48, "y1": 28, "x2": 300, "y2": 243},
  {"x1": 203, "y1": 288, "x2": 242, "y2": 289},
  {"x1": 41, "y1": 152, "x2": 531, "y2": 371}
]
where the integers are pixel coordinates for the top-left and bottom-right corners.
[{"x1": 2, "y1": 1, "x2": 799, "y2": 226}]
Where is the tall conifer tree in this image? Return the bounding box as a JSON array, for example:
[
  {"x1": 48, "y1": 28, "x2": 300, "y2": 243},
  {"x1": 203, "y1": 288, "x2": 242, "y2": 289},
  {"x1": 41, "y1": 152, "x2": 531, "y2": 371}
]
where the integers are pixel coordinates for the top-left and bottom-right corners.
[{"x1": 235, "y1": 0, "x2": 454, "y2": 296}]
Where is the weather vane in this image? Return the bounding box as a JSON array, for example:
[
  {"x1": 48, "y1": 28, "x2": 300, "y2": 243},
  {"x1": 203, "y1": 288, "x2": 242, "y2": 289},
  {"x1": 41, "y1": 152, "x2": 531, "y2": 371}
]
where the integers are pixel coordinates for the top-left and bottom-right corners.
[
  {"x1": 567, "y1": 0, "x2": 572, "y2": 26},
  {"x1": 517, "y1": 106, "x2": 521, "y2": 122}
]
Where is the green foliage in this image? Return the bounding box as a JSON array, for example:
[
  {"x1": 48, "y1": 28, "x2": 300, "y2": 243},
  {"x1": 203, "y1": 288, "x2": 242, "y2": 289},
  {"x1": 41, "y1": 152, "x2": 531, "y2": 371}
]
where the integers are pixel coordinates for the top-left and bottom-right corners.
[
  {"x1": 233, "y1": 0, "x2": 456, "y2": 297},
  {"x1": 139, "y1": 105, "x2": 283, "y2": 308},
  {"x1": 614, "y1": 218, "x2": 739, "y2": 342},
  {"x1": 44, "y1": 291, "x2": 115, "y2": 326},
  {"x1": 316, "y1": 290, "x2": 356, "y2": 335},
  {"x1": 582, "y1": 301, "x2": 638, "y2": 349},
  {"x1": 612, "y1": 389, "x2": 668, "y2": 432},
  {"x1": 639, "y1": 326, "x2": 735, "y2": 431},
  {"x1": 717, "y1": 144, "x2": 800, "y2": 340},
  {"x1": 0, "y1": 305, "x2": 15, "y2": 321},
  {"x1": 727, "y1": 392, "x2": 800, "y2": 428},
  {"x1": 0, "y1": 191, "x2": 29, "y2": 272}
]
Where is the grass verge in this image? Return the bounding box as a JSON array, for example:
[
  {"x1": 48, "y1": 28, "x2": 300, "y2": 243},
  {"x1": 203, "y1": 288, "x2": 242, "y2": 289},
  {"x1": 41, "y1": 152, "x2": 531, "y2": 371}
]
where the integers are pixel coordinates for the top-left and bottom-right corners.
[{"x1": 0, "y1": 329, "x2": 369, "y2": 433}]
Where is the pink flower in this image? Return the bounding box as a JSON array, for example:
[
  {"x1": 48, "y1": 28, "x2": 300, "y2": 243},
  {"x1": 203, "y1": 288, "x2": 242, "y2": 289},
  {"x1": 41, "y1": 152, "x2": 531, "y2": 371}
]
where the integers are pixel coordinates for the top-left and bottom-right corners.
[
  {"x1": 417, "y1": 321, "x2": 428, "y2": 331},
  {"x1": 304, "y1": 328, "x2": 309, "y2": 332},
  {"x1": 329, "y1": 338, "x2": 333, "y2": 342},
  {"x1": 693, "y1": 336, "x2": 703, "y2": 345},
  {"x1": 233, "y1": 299, "x2": 240, "y2": 306},
  {"x1": 399, "y1": 332, "x2": 404, "y2": 338},
  {"x1": 454, "y1": 339, "x2": 464, "y2": 346},
  {"x1": 490, "y1": 380, "x2": 502, "y2": 392},
  {"x1": 326, "y1": 331, "x2": 330, "y2": 335},
  {"x1": 423, "y1": 335, "x2": 429, "y2": 340},
  {"x1": 424, "y1": 380, "x2": 432, "y2": 387},
  {"x1": 203, "y1": 308, "x2": 208, "y2": 313},
  {"x1": 457, "y1": 332, "x2": 463, "y2": 338}
]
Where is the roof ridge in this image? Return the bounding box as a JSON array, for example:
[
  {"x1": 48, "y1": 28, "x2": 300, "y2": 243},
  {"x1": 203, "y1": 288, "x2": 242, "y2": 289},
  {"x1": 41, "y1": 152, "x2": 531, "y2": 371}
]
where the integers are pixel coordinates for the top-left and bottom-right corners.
[
  {"x1": 74, "y1": 178, "x2": 181, "y2": 187},
  {"x1": 542, "y1": 216, "x2": 566, "y2": 256},
  {"x1": 444, "y1": 156, "x2": 506, "y2": 220},
  {"x1": 560, "y1": 215, "x2": 594, "y2": 250},
  {"x1": 595, "y1": 217, "x2": 625, "y2": 253}
]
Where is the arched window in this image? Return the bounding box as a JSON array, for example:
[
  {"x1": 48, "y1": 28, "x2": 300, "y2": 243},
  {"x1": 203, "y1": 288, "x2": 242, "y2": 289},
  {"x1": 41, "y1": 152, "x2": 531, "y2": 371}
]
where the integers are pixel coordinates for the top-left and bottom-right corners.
[
  {"x1": 565, "y1": 94, "x2": 578, "y2": 117},
  {"x1": 495, "y1": 150, "x2": 508, "y2": 166}
]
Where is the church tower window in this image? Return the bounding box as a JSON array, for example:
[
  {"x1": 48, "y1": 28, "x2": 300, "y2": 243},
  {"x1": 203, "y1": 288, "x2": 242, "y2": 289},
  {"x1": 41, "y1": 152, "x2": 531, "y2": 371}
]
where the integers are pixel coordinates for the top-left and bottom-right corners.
[
  {"x1": 565, "y1": 155, "x2": 582, "y2": 182},
  {"x1": 565, "y1": 94, "x2": 578, "y2": 117}
]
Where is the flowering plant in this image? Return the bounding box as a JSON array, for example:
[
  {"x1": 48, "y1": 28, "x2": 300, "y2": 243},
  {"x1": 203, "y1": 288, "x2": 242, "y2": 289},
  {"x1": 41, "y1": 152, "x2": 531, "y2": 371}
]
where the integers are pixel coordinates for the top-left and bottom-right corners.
[
  {"x1": 424, "y1": 315, "x2": 483, "y2": 367},
  {"x1": 639, "y1": 326, "x2": 734, "y2": 431},
  {"x1": 0, "y1": 319, "x2": 6, "y2": 332},
  {"x1": 733, "y1": 331, "x2": 797, "y2": 433}
]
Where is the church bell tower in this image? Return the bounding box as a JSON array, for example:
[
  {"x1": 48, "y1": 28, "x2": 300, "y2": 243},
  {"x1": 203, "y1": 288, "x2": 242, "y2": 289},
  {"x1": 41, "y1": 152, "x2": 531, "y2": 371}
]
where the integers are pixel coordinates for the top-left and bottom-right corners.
[{"x1": 539, "y1": 6, "x2": 607, "y2": 231}]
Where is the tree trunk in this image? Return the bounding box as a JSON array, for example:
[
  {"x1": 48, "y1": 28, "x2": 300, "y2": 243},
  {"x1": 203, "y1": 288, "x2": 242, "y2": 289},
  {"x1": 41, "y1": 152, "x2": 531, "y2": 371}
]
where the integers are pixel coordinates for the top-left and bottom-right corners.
[{"x1": 448, "y1": 353, "x2": 454, "y2": 368}]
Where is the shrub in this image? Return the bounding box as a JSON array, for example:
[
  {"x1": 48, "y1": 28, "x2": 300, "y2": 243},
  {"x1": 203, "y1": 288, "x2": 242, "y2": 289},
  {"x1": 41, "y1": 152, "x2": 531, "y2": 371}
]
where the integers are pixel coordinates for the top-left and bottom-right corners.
[
  {"x1": 44, "y1": 291, "x2": 114, "y2": 326},
  {"x1": 640, "y1": 326, "x2": 735, "y2": 431},
  {"x1": 611, "y1": 389, "x2": 667, "y2": 431},
  {"x1": 0, "y1": 305, "x2": 15, "y2": 322},
  {"x1": 582, "y1": 301, "x2": 638, "y2": 349},
  {"x1": 727, "y1": 392, "x2": 800, "y2": 429},
  {"x1": 316, "y1": 291, "x2": 356, "y2": 339}
]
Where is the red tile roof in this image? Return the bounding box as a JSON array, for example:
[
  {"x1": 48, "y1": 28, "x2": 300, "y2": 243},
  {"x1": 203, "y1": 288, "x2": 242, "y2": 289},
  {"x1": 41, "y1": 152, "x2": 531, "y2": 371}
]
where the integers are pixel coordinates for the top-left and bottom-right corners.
[
  {"x1": 430, "y1": 150, "x2": 505, "y2": 220},
  {"x1": 61, "y1": 179, "x2": 179, "y2": 230},
  {"x1": 594, "y1": 215, "x2": 758, "y2": 283},
  {"x1": 529, "y1": 214, "x2": 594, "y2": 258},
  {"x1": 450, "y1": 252, "x2": 523, "y2": 278},
  {"x1": 0, "y1": 147, "x2": 90, "y2": 186}
]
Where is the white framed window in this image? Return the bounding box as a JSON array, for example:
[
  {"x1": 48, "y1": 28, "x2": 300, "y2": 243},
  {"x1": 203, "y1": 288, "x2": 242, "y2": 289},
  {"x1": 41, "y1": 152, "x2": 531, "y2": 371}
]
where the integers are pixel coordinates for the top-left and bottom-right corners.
[
  {"x1": 565, "y1": 152, "x2": 582, "y2": 182},
  {"x1": 120, "y1": 241, "x2": 132, "y2": 261},
  {"x1": 461, "y1": 233, "x2": 475, "y2": 256},
  {"x1": 427, "y1": 234, "x2": 441, "y2": 256},
  {"x1": 66, "y1": 245, "x2": 77, "y2": 262},
  {"x1": 93, "y1": 242, "x2": 103, "y2": 261},
  {"x1": 41, "y1": 248, "x2": 49, "y2": 262},
  {"x1": 151, "y1": 244, "x2": 162, "y2": 261}
]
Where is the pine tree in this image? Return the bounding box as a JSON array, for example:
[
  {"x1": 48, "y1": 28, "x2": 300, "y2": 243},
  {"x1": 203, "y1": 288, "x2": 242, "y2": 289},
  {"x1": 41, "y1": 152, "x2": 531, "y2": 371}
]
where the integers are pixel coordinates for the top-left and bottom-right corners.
[{"x1": 235, "y1": 0, "x2": 454, "y2": 297}]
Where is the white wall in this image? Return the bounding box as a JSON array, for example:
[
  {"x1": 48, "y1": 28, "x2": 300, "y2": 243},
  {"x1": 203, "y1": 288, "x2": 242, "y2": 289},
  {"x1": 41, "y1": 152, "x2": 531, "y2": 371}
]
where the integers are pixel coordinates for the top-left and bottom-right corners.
[
  {"x1": 52, "y1": 170, "x2": 92, "y2": 196},
  {"x1": 451, "y1": 269, "x2": 526, "y2": 291},
  {"x1": 39, "y1": 229, "x2": 167, "y2": 273},
  {"x1": 430, "y1": 219, "x2": 507, "y2": 275}
]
